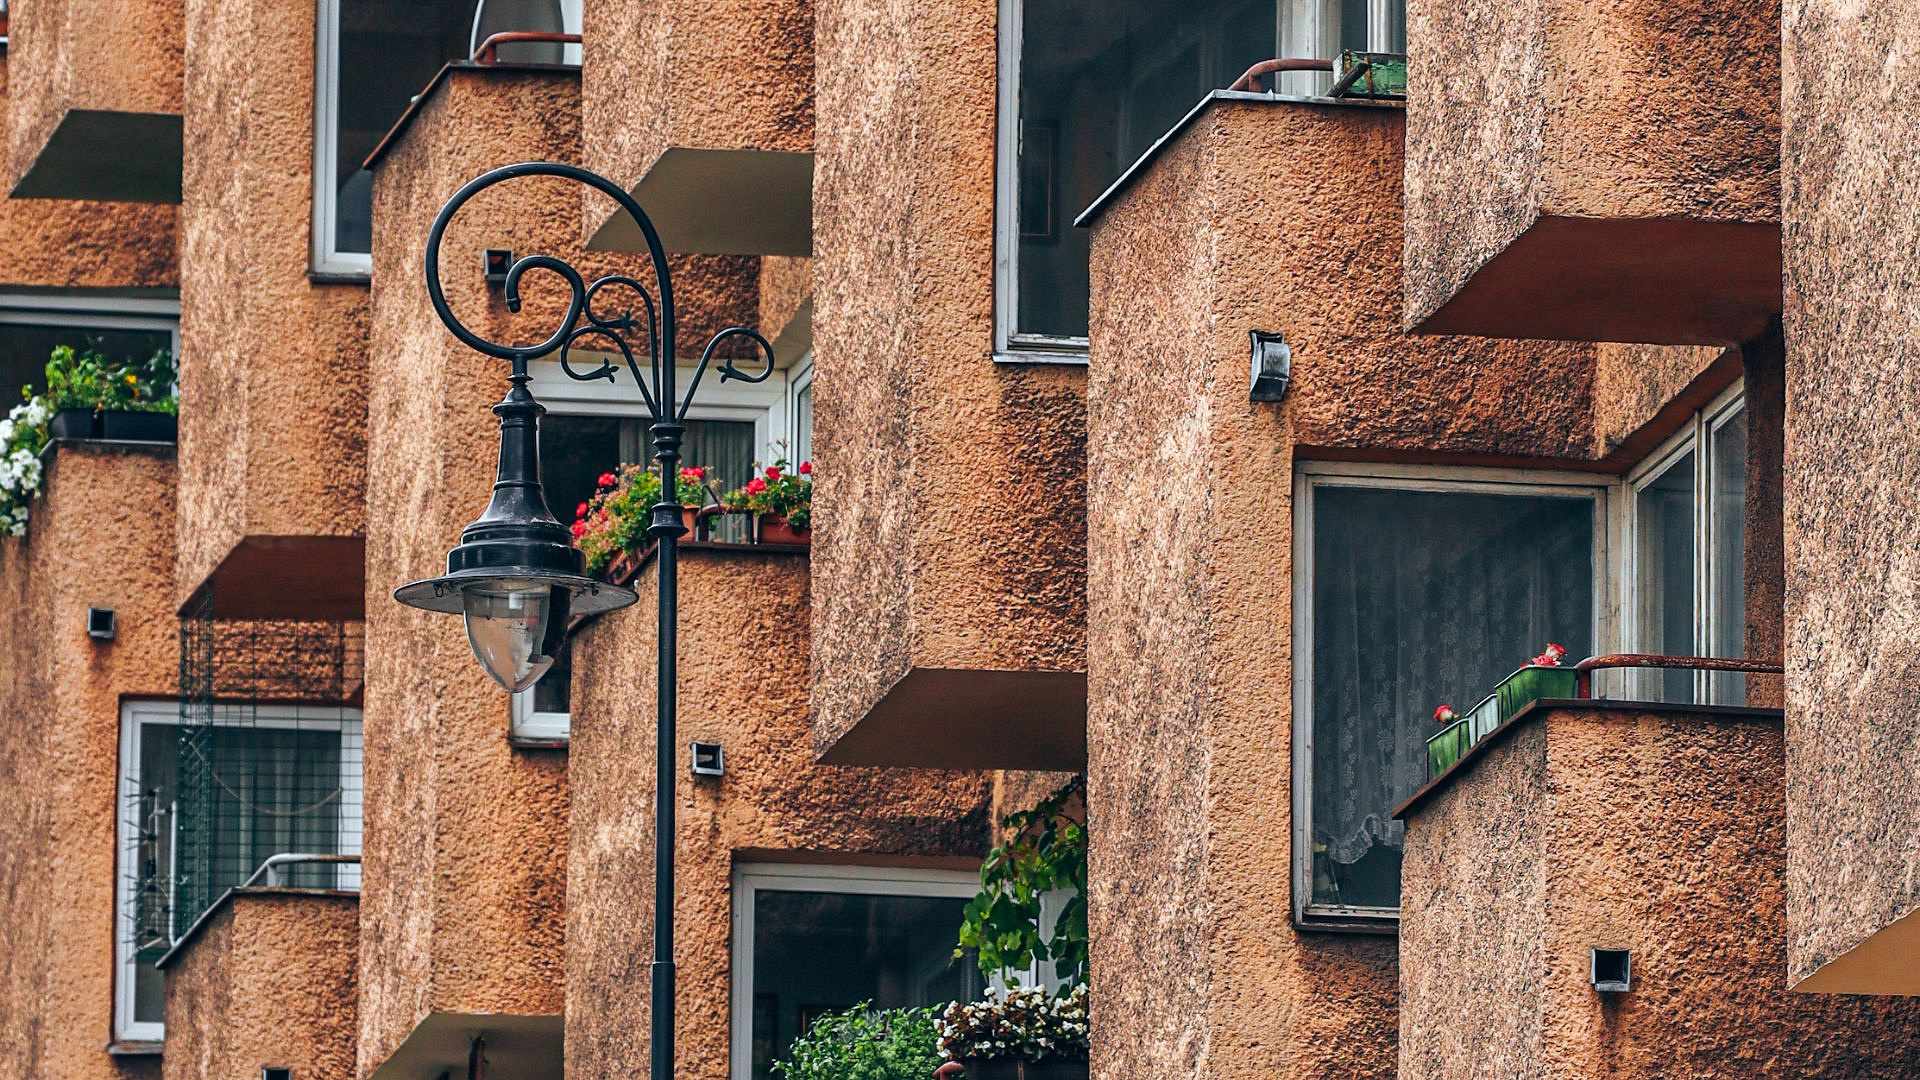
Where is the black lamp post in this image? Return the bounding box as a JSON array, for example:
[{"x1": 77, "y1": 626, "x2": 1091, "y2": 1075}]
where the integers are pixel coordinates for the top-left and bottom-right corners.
[{"x1": 394, "y1": 161, "x2": 774, "y2": 1080}]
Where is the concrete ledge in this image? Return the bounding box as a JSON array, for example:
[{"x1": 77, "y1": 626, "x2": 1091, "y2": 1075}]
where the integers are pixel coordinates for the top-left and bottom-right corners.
[
  {"x1": 587, "y1": 147, "x2": 814, "y2": 256},
  {"x1": 366, "y1": 1013, "x2": 561, "y2": 1080},
  {"x1": 817, "y1": 666, "x2": 1087, "y2": 770}
]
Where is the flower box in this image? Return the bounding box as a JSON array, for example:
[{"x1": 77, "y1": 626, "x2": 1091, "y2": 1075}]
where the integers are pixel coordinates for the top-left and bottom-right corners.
[
  {"x1": 948, "y1": 1060, "x2": 1089, "y2": 1080},
  {"x1": 1495, "y1": 664, "x2": 1579, "y2": 722},
  {"x1": 1427, "y1": 717, "x2": 1471, "y2": 779},
  {"x1": 757, "y1": 514, "x2": 809, "y2": 546},
  {"x1": 48, "y1": 407, "x2": 177, "y2": 443}
]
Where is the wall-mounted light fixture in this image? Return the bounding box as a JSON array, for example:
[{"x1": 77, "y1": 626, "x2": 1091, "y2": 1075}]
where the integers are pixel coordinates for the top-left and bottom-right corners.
[
  {"x1": 87, "y1": 607, "x2": 116, "y2": 641},
  {"x1": 690, "y1": 741, "x2": 724, "y2": 778},
  {"x1": 1590, "y1": 948, "x2": 1631, "y2": 993},
  {"x1": 1249, "y1": 329, "x2": 1291, "y2": 402},
  {"x1": 483, "y1": 248, "x2": 513, "y2": 287}
]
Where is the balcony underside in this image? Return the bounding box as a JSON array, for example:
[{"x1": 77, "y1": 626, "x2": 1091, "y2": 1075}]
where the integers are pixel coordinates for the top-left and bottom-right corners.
[
  {"x1": 367, "y1": 1012, "x2": 560, "y2": 1080},
  {"x1": 1412, "y1": 216, "x2": 1781, "y2": 345},
  {"x1": 180, "y1": 535, "x2": 366, "y2": 620},
  {"x1": 588, "y1": 147, "x2": 813, "y2": 256},
  {"x1": 818, "y1": 667, "x2": 1087, "y2": 771},
  {"x1": 12, "y1": 109, "x2": 183, "y2": 203},
  {"x1": 1794, "y1": 906, "x2": 1920, "y2": 996}
]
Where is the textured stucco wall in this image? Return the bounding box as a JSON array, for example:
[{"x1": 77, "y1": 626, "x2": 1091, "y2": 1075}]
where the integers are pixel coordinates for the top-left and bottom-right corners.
[
  {"x1": 363, "y1": 66, "x2": 757, "y2": 1078},
  {"x1": 176, "y1": 0, "x2": 367, "y2": 608},
  {"x1": 582, "y1": 0, "x2": 811, "y2": 200},
  {"x1": 1401, "y1": 706, "x2": 1920, "y2": 1077},
  {"x1": 0, "y1": 55, "x2": 178, "y2": 289},
  {"x1": 0, "y1": 445, "x2": 176, "y2": 1080},
  {"x1": 811, "y1": 0, "x2": 1086, "y2": 750},
  {"x1": 1780, "y1": 0, "x2": 1920, "y2": 988},
  {"x1": 565, "y1": 549, "x2": 993, "y2": 1077},
  {"x1": 162, "y1": 892, "x2": 359, "y2": 1080},
  {"x1": 1402, "y1": 0, "x2": 1780, "y2": 337},
  {"x1": 5, "y1": 0, "x2": 183, "y2": 192}
]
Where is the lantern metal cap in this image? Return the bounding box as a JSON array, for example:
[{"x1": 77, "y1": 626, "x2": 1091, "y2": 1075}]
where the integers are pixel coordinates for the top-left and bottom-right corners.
[{"x1": 394, "y1": 568, "x2": 637, "y2": 616}]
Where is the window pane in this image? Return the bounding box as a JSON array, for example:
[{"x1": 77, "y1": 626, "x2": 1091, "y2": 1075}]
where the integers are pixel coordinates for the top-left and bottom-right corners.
[
  {"x1": 750, "y1": 889, "x2": 980, "y2": 1079},
  {"x1": 1014, "y1": 0, "x2": 1275, "y2": 341},
  {"x1": 1710, "y1": 408, "x2": 1748, "y2": 704},
  {"x1": 333, "y1": 1, "x2": 472, "y2": 254},
  {"x1": 794, "y1": 380, "x2": 813, "y2": 467},
  {"x1": 1635, "y1": 451, "x2": 1697, "y2": 703},
  {"x1": 683, "y1": 418, "x2": 757, "y2": 542},
  {"x1": 0, "y1": 323, "x2": 171, "y2": 401},
  {"x1": 1310, "y1": 485, "x2": 1594, "y2": 911},
  {"x1": 132, "y1": 722, "x2": 179, "y2": 1025}
]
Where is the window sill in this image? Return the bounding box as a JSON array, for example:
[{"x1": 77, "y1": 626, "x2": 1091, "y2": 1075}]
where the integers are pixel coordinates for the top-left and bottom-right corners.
[
  {"x1": 1294, "y1": 912, "x2": 1399, "y2": 936},
  {"x1": 508, "y1": 734, "x2": 570, "y2": 751},
  {"x1": 308, "y1": 269, "x2": 371, "y2": 287},
  {"x1": 993, "y1": 349, "x2": 1088, "y2": 367},
  {"x1": 107, "y1": 1040, "x2": 163, "y2": 1057}
]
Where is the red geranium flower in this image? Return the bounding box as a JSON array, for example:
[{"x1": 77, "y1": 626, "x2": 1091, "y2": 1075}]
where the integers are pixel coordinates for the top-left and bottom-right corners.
[
  {"x1": 575, "y1": 502, "x2": 589, "y2": 520},
  {"x1": 598, "y1": 472, "x2": 617, "y2": 489},
  {"x1": 799, "y1": 460, "x2": 812, "y2": 475},
  {"x1": 745, "y1": 477, "x2": 767, "y2": 495},
  {"x1": 765, "y1": 466, "x2": 782, "y2": 481},
  {"x1": 681, "y1": 467, "x2": 704, "y2": 480},
  {"x1": 1433, "y1": 704, "x2": 1458, "y2": 725},
  {"x1": 570, "y1": 521, "x2": 587, "y2": 538}
]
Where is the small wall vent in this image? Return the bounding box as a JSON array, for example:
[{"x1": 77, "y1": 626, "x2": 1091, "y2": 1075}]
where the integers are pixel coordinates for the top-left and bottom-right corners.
[
  {"x1": 1590, "y1": 948, "x2": 1631, "y2": 993},
  {"x1": 690, "y1": 741, "x2": 724, "y2": 778},
  {"x1": 87, "y1": 607, "x2": 116, "y2": 641}
]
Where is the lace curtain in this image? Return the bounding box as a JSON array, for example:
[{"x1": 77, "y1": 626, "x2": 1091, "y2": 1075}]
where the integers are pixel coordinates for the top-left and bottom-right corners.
[{"x1": 1309, "y1": 483, "x2": 1595, "y2": 909}]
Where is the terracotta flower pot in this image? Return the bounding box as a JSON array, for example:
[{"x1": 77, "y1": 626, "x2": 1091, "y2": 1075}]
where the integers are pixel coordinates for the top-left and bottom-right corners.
[
  {"x1": 758, "y1": 515, "x2": 810, "y2": 546},
  {"x1": 944, "y1": 1059, "x2": 1088, "y2": 1080},
  {"x1": 604, "y1": 548, "x2": 641, "y2": 586}
]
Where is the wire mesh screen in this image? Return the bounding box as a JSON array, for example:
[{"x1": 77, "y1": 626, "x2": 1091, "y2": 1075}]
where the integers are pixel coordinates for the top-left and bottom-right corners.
[{"x1": 150, "y1": 590, "x2": 365, "y2": 948}]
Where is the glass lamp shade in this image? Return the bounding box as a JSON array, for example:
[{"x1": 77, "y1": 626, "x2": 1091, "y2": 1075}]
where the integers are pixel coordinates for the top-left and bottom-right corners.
[{"x1": 461, "y1": 579, "x2": 564, "y2": 692}]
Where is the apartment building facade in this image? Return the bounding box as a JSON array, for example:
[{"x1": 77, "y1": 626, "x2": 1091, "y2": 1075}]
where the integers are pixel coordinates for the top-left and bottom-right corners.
[{"x1": 0, "y1": 0, "x2": 1915, "y2": 1076}]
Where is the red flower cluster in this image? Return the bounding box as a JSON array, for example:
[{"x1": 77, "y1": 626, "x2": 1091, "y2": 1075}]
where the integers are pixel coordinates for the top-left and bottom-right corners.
[
  {"x1": 1433, "y1": 703, "x2": 1458, "y2": 726},
  {"x1": 799, "y1": 460, "x2": 812, "y2": 475},
  {"x1": 680, "y1": 466, "x2": 705, "y2": 482},
  {"x1": 1529, "y1": 642, "x2": 1567, "y2": 667},
  {"x1": 598, "y1": 472, "x2": 617, "y2": 488},
  {"x1": 744, "y1": 476, "x2": 767, "y2": 495}
]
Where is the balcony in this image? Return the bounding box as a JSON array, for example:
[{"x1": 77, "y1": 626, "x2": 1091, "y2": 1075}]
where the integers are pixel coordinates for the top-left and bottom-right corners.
[
  {"x1": 582, "y1": 0, "x2": 813, "y2": 255},
  {"x1": 1401, "y1": 0, "x2": 1779, "y2": 344},
  {"x1": 1395, "y1": 696, "x2": 1920, "y2": 1076},
  {"x1": 5, "y1": 0, "x2": 184, "y2": 202}
]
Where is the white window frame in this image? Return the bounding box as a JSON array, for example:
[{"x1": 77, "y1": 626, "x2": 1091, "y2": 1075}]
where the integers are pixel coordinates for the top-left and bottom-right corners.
[
  {"x1": 785, "y1": 351, "x2": 813, "y2": 467},
  {"x1": 1623, "y1": 381, "x2": 1747, "y2": 704},
  {"x1": 1290, "y1": 462, "x2": 1616, "y2": 927},
  {"x1": 511, "y1": 356, "x2": 799, "y2": 737},
  {"x1": 113, "y1": 699, "x2": 364, "y2": 1042},
  {"x1": 313, "y1": 0, "x2": 587, "y2": 276},
  {"x1": 0, "y1": 293, "x2": 181, "y2": 358},
  {"x1": 729, "y1": 862, "x2": 980, "y2": 1080}
]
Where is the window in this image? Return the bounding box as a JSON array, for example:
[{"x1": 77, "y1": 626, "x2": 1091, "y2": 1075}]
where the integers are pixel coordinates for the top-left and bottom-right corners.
[
  {"x1": 0, "y1": 295, "x2": 178, "y2": 396},
  {"x1": 510, "y1": 357, "x2": 800, "y2": 738},
  {"x1": 730, "y1": 864, "x2": 984, "y2": 1080},
  {"x1": 1626, "y1": 385, "x2": 1748, "y2": 704},
  {"x1": 995, "y1": 0, "x2": 1403, "y2": 360},
  {"x1": 312, "y1": 0, "x2": 583, "y2": 274},
  {"x1": 1293, "y1": 465, "x2": 1607, "y2": 922},
  {"x1": 115, "y1": 701, "x2": 363, "y2": 1042}
]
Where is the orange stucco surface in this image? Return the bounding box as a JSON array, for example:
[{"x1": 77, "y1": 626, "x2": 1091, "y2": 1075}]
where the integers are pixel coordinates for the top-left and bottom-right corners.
[
  {"x1": 810, "y1": 0, "x2": 1087, "y2": 761},
  {"x1": 1402, "y1": 0, "x2": 1780, "y2": 344},
  {"x1": 0, "y1": 54, "x2": 177, "y2": 289},
  {"x1": 362, "y1": 64, "x2": 758, "y2": 1077},
  {"x1": 565, "y1": 547, "x2": 992, "y2": 1077},
  {"x1": 175, "y1": 0, "x2": 368, "y2": 611},
  {"x1": 1781, "y1": 0, "x2": 1920, "y2": 993},
  {"x1": 5, "y1": 0, "x2": 183, "y2": 194},
  {"x1": 161, "y1": 891, "x2": 359, "y2": 1080},
  {"x1": 1400, "y1": 705, "x2": 1920, "y2": 1076},
  {"x1": 0, "y1": 444, "x2": 178, "y2": 1080}
]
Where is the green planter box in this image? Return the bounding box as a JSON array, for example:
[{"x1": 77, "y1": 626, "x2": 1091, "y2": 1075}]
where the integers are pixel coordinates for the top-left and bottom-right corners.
[
  {"x1": 1495, "y1": 665, "x2": 1579, "y2": 722},
  {"x1": 1426, "y1": 717, "x2": 1471, "y2": 780},
  {"x1": 1334, "y1": 51, "x2": 1407, "y2": 99}
]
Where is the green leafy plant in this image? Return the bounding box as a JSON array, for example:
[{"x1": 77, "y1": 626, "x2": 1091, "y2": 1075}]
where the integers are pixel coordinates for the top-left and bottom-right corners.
[
  {"x1": 571, "y1": 463, "x2": 714, "y2": 575},
  {"x1": 956, "y1": 775, "x2": 1088, "y2": 989},
  {"x1": 771, "y1": 1003, "x2": 942, "y2": 1080},
  {"x1": 721, "y1": 457, "x2": 812, "y2": 530},
  {"x1": 46, "y1": 345, "x2": 178, "y2": 415}
]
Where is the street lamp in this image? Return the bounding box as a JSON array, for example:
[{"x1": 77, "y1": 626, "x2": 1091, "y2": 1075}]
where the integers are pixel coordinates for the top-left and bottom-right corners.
[{"x1": 394, "y1": 161, "x2": 773, "y2": 1080}]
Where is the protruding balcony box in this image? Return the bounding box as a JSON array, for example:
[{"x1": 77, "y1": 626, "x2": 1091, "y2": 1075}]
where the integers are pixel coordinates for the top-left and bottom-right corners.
[
  {"x1": 0, "y1": 443, "x2": 177, "y2": 1075},
  {"x1": 175, "y1": 0, "x2": 367, "y2": 622},
  {"x1": 1396, "y1": 703, "x2": 1920, "y2": 1077},
  {"x1": 584, "y1": 0, "x2": 812, "y2": 255},
  {"x1": 362, "y1": 63, "x2": 758, "y2": 1079},
  {"x1": 1077, "y1": 91, "x2": 1610, "y2": 1077},
  {"x1": 1402, "y1": 0, "x2": 1779, "y2": 345},
  {"x1": 810, "y1": 0, "x2": 1086, "y2": 773},
  {"x1": 1781, "y1": 0, "x2": 1920, "y2": 997},
  {"x1": 565, "y1": 546, "x2": 992, "y2": 1076},
  {"x1": 157, "y1": 889, "x2": 359, "y2": 1080},
  {"x1": 6, "y1": 0, "x2": 184, "y2": 202}
]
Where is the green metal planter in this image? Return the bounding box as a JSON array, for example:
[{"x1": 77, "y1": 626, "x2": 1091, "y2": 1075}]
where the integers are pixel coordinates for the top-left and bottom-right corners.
[
  {"x1": 1427, "y1": 717, "x2": 1471, "y2": 779},
  {"x1": 1495, "y1": 665, "x2": 1579, "y2": 721},
  {"x1": 1425, "y1": 665, "x2": 1581, "y2": 781}
]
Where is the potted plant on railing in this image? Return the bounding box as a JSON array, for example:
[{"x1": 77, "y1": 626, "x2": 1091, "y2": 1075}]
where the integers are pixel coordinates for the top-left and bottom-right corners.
[
  {"x1": 773, "y1": 1002, "x2": 944, "y2": 1080},
  {"x1": 44, "y1": 346, "x2": 179, "y2": 442},
  {"x1": 939, "y1": 776, "x2": 1090, "y2": 1080},
  {"x1": 571, "y1": 463, "x2": 711, "y2": 584},
  {"x1": 722, "y1": 458, "x2": 811, "y2": 545}
]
